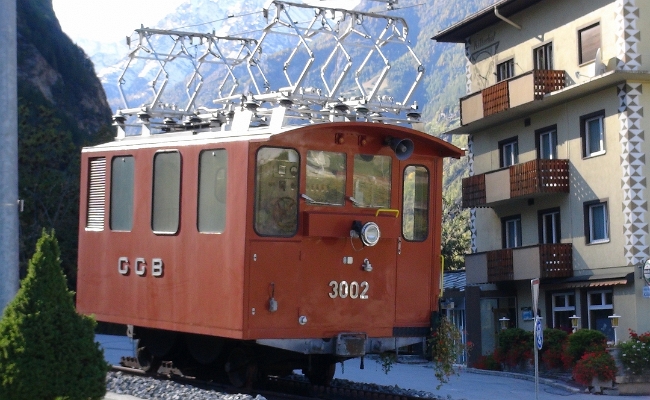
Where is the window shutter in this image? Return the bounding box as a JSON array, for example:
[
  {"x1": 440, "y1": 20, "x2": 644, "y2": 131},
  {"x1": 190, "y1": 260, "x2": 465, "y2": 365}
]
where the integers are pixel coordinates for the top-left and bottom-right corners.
[
  {"x1": 87, "y1": 157, "x2": 106, "y2": 230},
  {"x1": 579, "y1": 24, "x2": 601, "y2": 64}
]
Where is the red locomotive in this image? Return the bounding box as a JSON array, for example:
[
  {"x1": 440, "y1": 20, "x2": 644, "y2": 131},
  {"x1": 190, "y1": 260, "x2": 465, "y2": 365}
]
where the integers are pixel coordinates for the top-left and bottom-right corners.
[{"x1": 76, "y1": 1, "x2": 462, "y2": 386}]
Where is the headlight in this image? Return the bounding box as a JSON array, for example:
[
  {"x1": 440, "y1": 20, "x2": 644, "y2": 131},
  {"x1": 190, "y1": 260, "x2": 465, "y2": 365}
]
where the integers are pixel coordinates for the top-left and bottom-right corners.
[{"x1": 360, "y1": 222, "x2": 380, "y2": 246}]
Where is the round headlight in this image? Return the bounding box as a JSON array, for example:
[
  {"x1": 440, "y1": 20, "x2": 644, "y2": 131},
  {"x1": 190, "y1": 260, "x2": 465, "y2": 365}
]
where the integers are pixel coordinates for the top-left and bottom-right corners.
[{"x1": 360, "y1": 222, "x2": 381, "y2": 246}]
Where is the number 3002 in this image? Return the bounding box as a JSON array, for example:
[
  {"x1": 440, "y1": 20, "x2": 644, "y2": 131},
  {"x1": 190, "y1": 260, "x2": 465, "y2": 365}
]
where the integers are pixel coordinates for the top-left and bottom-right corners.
[{"x1": 328, "y1": 280, "x2": 369, "y2": 299}]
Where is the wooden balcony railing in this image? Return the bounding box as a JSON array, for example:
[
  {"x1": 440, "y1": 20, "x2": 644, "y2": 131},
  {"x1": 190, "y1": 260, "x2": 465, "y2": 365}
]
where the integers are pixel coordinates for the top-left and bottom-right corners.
[
  {"x1": 487, "y1": 249, "x2": 513, "y2": 283},
  {"x1": 483, "y1": 244, "x2": 573, "y2": 283},
  {"x1": 461, "y1": 69, "x2": 566, "y2": 125},
  {"x1": 462, "y1": 174, "x2": 486, "y2": 208},
  {"x1": 462, "y1": 159, "x2": 569, "y2": 208},
  {"x1": 510, "y1": 159, "x2": 570, "y2": 198},
  {"x1": 532, "y1": 69, "x2": 566, "y2": 99},
  {"x1": 539, "y1": 243, "x2": 573, "y2": 278}
]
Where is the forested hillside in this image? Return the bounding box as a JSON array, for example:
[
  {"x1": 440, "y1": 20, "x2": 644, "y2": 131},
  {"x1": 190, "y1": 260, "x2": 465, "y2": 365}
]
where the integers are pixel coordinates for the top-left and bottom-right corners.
[{"x1": 16, "y1": 0, "x2": 113, "y2": 288}]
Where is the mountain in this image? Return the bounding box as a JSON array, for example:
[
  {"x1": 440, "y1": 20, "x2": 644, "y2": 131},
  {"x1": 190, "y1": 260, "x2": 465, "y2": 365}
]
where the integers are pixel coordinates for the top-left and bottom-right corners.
[{"x1": 16, "y1": 0, "x2": 113, "y2": 288}]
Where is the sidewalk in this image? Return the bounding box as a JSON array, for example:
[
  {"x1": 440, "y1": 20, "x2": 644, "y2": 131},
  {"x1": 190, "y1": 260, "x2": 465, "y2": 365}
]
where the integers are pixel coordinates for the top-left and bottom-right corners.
[{"x1": 98, "y1": 335, "x2": 646, "y2": 400}]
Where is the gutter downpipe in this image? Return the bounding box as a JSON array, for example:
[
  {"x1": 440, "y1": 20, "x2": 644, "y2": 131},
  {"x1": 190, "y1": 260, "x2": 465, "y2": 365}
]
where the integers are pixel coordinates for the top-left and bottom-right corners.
[{"x1": 494, "y1": 6, "x2": 521, "y2": 30}]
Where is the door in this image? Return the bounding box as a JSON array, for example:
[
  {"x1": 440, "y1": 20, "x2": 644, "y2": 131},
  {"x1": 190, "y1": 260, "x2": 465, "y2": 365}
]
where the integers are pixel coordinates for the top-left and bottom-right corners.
[{"x1": 395, "y1": 159, "x2": 434, "y2": 325}]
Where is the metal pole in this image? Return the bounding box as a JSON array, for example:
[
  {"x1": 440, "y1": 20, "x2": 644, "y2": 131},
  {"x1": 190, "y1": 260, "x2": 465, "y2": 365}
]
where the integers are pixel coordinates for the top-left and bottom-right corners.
[{"x1": 0, "y1": 0, "x2": 20, "y2": 312}]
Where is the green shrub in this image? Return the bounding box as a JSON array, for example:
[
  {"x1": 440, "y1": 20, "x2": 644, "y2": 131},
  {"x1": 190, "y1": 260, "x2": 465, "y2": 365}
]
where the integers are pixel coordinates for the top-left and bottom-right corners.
[
  {"x1": 564, "y1": 329, "x2": 607, "y2": 368},
  {"x1": 618, "y1": 330, "x2": 650, "y2": 375},
  {"x1": 0, "y1": 230, "x2": 109, "y2": 399},
  {"x1": 495, "y1": 328, "x2": 533, "y2": 368},
  {"x1": 540, "y1": 328, "x2": 568, "y2": 370}
]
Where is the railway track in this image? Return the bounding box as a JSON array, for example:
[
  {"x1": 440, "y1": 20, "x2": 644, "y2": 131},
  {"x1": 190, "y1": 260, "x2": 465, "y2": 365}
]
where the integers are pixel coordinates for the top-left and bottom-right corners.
[{"x1": 110, "y1": 361, "x2": 442, "y2": 400}]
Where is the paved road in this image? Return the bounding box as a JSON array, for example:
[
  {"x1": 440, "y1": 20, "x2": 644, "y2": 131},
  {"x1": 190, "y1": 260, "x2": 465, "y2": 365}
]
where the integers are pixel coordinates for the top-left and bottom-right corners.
[{"x1": 99, "y1": 335, "x2": 645, "y2": 400}]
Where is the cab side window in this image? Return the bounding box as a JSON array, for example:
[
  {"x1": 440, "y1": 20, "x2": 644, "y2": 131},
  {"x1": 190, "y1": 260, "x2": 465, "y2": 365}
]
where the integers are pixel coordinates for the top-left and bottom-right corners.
[{"x1": 198, "y1": 149, "x2": 227, "y2": 233}]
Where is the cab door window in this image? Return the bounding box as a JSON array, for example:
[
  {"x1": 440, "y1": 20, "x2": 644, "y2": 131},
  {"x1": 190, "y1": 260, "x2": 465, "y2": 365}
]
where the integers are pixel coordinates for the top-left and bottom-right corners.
[
  {"x1": 402, "y1": 165, "x2": 429, "y2": 241},
  {"x1": 254, "y1": 147, "x2": 299, "y2": 237}
]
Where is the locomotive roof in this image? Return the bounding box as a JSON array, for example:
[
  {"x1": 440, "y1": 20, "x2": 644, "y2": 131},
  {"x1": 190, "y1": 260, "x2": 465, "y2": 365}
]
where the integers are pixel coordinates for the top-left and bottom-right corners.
[{"x1": 83, "y1": 120, "x2": 463, "y2": 159}]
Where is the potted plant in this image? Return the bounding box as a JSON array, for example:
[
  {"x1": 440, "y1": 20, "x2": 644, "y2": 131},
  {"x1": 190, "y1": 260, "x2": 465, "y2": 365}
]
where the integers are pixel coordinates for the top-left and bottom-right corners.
[{"x1": 615, "y1": 330, "x2": 650, "y2": 395}]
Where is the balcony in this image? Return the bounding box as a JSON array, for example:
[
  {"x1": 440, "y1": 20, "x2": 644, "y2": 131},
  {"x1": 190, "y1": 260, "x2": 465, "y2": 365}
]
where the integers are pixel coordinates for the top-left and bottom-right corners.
[
  {"x1": 462, "y1": 159, "x2": 569, "y2": 208},
  {"x1": 460, "y1": 69, "x2": 566, "y2": 126},
  {"x1": 465, "y1": 243, "x2": 573, "y2": 284}
]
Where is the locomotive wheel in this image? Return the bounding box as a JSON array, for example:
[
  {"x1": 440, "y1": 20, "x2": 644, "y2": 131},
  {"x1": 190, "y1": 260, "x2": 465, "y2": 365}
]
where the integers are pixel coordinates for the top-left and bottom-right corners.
[
  {"x1": 137, "y1": 346, "x2": 161, "y2": 374},
  {"x1": 225, "y1": 347, "x2": 257, "y2": 388},
  {"x1": 303, "y1": 359, "x2": 336, "y2": 386},
  {"x1": 138, "y1": 328, "x2": 177, "y2": 358}
]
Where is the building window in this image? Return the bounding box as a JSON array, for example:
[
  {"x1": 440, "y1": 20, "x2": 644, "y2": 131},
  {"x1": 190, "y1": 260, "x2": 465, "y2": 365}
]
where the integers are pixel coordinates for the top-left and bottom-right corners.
[
  {"x1": 552, "y1": 293, "x2": 575, "y2": 333},
  {"x1": 588, "y1": 290, "x2": 614, "y2": 341},
  {"x1": 534, "y1": 42, "x2": 553, "y2": 70},
  {"x1": 581, "y1": 110, "x2": 605, "y2": 157},
  {"x1": 305, "y1": 150, "x2": 346, "y2": 206},
  {"x1": 110, "y1": 155, "x2": 134, "y2": 231},
  {"x1": 536, "y1": 125, "x2": 557, "y2": 160},
  {"x1": 402, "y1": 165, "x2": 429, "y2": 241},
  {"x1": 152, "y1": 151, "x2": 182, "y2": 234},
  {"x1": 496, "y1": 59, "x2": 514, "y2": 82},
  {"x1": 579, "y1": 23, "x2": 601, "y2": 64},
  {"x1": 499, "y1": 137, "x2": 518, "y2": 167},
  {"x1": 198, "y1": 149, "x2": 227, "y2": 233},
  {"x1": 539, "y1": 208, "x2": 560, "y2": 244},
  {"x1": 502, "y1": 215, "x2": 522, "y2": 248},
  {"x1": 584, "y1": 200, "x2": 609, "y2": 244},
  {"x1": 254, "y1": 147, "x2": 299, "y2": 237}
]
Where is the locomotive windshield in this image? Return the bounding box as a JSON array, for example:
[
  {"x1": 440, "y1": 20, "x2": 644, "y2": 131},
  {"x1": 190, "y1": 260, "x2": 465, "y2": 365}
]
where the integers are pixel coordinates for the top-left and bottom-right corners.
[
  {"x1": 254, "y1": 147, "x2": 300, "y2": 237},
  {"x1": 352, "y1": 155, "x2": 392, "y2": 208},
  {"x1": 305, "y1": 150, "x2": 346, "y2": 206}
]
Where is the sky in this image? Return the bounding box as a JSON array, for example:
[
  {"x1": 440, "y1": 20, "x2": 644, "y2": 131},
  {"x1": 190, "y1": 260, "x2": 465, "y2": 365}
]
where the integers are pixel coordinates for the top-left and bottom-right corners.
[
  {"x1": 53, "y1": 0, "x2": 364, "y2": 45},
  {"x1": 52, "y1": 0, "x2": 184, "y2": 44}
]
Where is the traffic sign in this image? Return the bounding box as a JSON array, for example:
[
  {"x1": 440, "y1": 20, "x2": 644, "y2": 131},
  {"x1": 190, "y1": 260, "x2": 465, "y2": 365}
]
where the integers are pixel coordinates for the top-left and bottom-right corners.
[{"x1": 535, "y1": 318, "x2": 544, "y2": 350}]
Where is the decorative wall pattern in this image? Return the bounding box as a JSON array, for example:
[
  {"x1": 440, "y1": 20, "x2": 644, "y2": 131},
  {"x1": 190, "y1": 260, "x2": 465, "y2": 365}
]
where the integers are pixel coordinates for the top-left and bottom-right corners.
[
  {"x1": 618, "y1": 82, "x2": 647, "y2": 266},
  {"x1": 615, "y1": 0, "x2": 641, "y2": 70},
  {"x1": 465, "y1": 40, "x2": 472, "y2": 95},
  {"x1": 468, "y1": 134, "x2": 477, "y2": 253}
]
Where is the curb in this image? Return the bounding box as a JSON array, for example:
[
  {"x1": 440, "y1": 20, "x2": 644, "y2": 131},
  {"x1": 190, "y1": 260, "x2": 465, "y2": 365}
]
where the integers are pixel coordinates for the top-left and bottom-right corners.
[{"x1": 464, "y1": 367, "x2": 582, "y2": 394}]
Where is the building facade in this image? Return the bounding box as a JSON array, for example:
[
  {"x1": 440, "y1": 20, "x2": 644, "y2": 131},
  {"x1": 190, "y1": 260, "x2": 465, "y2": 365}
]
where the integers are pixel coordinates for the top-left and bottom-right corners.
[{"x1": 434, "y1": 0, "x2": 650, "y2": 364}]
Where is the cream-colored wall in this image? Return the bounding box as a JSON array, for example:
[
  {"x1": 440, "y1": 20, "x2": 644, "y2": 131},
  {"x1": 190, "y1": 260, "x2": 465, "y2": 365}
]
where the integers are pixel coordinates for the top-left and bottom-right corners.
[
  {"x1": 471, "y1": 86, "x2": 626, "y2": 271},
  {"x1": 466, "y1": 0, "x2": 618, "y2": 94}
]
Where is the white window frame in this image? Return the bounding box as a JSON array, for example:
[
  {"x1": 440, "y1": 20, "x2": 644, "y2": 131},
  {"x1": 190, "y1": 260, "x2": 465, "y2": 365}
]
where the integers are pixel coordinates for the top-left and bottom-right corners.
[
  {"x1": 541, "y1": 210, "x2": 560, "y2": 244},
  {"x1": 588, "y1": 202, "x2": 609, "y2": 244},
  {"x1": 584, "y1": 115, "x2": 605, "y2": 157},
  {"x1": 539, "y1": 129, "x2": 557, "y2": 160},
  {"x1": 587, "y1": 289, "x2": 614, "y2": 340},
  {"x1": 501, "y1": 140, "x2": 518, "y2": 168},
  {"x1": 534, "y1": 42, "x2": 553, "y2": 70},
  {"x1": 497, "y1": 59, "x2": 514, "y2": 82},
  {"x1": 552, "y1": 292, "x2": 576, "y2": 329},
  {"x1": 504, "y1": 217, "x2": 522, "y2": 248}
]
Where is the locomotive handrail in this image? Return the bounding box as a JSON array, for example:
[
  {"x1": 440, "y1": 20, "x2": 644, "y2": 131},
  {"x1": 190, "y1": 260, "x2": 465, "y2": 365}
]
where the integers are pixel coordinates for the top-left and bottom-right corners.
[{"x1": 375, "y1": 208, "x2": 400, "y2": 218}]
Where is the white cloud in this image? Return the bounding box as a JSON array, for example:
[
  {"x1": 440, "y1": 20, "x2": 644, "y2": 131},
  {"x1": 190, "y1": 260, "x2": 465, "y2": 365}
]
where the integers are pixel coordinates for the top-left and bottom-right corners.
[{"x1": 52, "y1": 0, "x2": 185, "y2": 44}]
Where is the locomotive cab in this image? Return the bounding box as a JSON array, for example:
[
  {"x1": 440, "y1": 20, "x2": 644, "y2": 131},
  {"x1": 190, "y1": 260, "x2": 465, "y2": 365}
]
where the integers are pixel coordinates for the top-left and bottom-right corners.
[{"x1": 75, "y1": 0, "x2": 463, "y2": 386}]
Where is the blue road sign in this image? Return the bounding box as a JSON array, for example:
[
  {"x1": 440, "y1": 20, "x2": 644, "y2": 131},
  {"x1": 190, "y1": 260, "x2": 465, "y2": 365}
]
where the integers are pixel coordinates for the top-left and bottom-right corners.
[{"x1": 535, "y1": 318, "x2": 544, "y2": 350}]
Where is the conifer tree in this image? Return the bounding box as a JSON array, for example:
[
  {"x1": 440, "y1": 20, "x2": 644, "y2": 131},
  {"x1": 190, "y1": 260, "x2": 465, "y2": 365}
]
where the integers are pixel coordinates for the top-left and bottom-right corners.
[{"x1": 0, "y1": 229, "x2": 109, "y2": 399}]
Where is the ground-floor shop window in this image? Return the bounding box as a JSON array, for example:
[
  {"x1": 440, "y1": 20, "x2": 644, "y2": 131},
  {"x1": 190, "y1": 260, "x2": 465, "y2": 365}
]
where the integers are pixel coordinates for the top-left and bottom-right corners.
[
  {"x1": 552, "y1": 292, "x2": 575, "y2": 333},
  {"x1": 587, "y1": 290, "x2": 614, "y2": 341}
]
